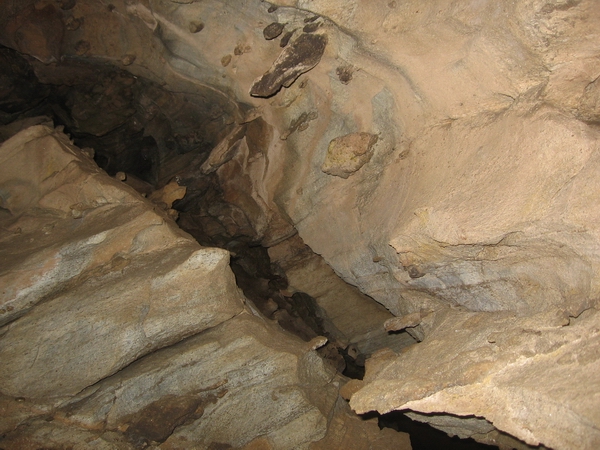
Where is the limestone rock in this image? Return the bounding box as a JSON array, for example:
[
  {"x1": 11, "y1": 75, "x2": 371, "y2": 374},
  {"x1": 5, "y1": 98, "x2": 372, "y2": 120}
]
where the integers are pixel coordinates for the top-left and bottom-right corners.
[
  {"x1": 0, "y1": 4, "x2": 64, "y2": 64},
  {"x1": 0, "y1": 124, "x2": 405, "y2": 449},
  {"x1": 310, "y1": 398, "x2": 412, "y2": 450},
  {"x1": 383, "y1": 312, "x2": 424, "y2": 332},
  {"x1": 350, "y1": 307, "x2": 600, "y2": 449},
  {"x1": 250, "y1": 33, "x2": 328, "y2": 97},
  {"x1": 55, "y1": 313, "x2": 338, "y2": 449},
  {"x1": 0, "y1": 0, "x2": 599, "y2": 447},
  {"x1": 148, "y1": 179, "x2": 187, "y2": 209},
  {"x1": 269, "y1": 235, "x2": 416, "y2": 356},
  {"x1": 321, "y1": 132, "x2": 378, "y2": 179},
  {"x1": 263, "y1": 22, "x2": 286, "y2": 41},
  {"x1": 0, "y1": 126, "x2": 245, "y2": 399}
]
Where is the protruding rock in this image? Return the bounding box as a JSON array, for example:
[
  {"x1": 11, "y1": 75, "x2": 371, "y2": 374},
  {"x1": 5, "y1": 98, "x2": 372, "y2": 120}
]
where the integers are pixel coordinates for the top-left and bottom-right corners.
[
  {"x1": 384, "y1": 312, "x2": 424, "y2": 332},
  {"x1": 121, "y1": 54, "x2": 136, "y2": 65},
  {"x1": 250, "y1": 33, "x2": 328, "y2": 98},
  {"x1": 321, "y1": 132, "x2": 378, "y2": 178},
  {"x1": 280, "y1": 30, "x2": 295, "y2": 47},
  {"x1": 221, "y1": 54, "x2": 232, "y2": 66},
  {"x1": 263, "y1": 22, "x2": 285, "y2": 40},
  {"x1": 189, "y1": 21, "x2": 204, "y2": 33}
]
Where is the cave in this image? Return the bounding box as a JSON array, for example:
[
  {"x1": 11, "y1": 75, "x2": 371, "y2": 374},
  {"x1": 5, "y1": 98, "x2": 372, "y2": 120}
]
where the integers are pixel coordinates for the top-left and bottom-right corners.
[{"x1": 0, "y1": 1, "x2": 599, "y2": 449}]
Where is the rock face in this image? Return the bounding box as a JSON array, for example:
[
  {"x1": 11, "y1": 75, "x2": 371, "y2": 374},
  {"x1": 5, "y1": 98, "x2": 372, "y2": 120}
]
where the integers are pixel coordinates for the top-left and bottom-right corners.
[
  {"x1": 1, "y1": 0, "x2": 600, "y2": 448},
  {"x1": 321, "y1": 132, "x2": 378, "y2": 179},
  {"x1": 0, "y1": 126, "x2": 245, "y2": 400},
  {"x1": 0, "y1": 125, "x2": 411, "y2": 448}
]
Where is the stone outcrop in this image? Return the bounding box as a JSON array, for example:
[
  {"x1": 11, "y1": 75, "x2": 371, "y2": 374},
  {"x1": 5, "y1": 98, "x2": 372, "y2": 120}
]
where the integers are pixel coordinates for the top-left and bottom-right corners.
[
  {"x1": 1, "y1": 0, "x2": 600, "y2": 448},
  {"x1": 0, "y1": 125, "x2": 410, "y2": 448},
  {"x1": 351, "y1": 306, "x2": 600, "y2": 449}
]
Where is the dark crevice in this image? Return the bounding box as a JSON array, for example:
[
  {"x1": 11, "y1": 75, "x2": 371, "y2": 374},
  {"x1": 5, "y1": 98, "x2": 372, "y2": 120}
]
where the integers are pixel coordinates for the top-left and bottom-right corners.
[{"x1": 379, "y1": 411, "x2": 500, "y2": 450}]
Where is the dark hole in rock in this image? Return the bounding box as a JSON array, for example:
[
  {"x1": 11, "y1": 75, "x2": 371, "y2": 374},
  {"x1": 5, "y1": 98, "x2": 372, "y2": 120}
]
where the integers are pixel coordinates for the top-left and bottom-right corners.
[{"x1": 379, "y1": 411, "x2": 501, "y2": 450}]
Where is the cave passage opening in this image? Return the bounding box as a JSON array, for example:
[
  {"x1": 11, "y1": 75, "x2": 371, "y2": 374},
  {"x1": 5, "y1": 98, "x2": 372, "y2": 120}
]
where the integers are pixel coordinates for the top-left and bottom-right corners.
[
  {"x1": 0, "y1": 45, "x2": 500, "y2": 450},
  {"x1": 0, "y1": 45, "x2": 392, "y2": 376}
]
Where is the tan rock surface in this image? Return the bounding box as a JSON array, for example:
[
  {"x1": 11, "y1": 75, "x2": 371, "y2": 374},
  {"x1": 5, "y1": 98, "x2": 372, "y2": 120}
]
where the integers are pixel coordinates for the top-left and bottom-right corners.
[
  {"x1": 350, "y1": 307, "x2": 600, "y2": 449},
  {"x1": 0, "y1": 124, "x2": 411, "y2": 448},
  {"x1": 269, "y1": 235, "x2": 416, "y2": 355},
  {"x1": 1, "y1": 0, "x2": 599, "y2": 447},
  {"x1": 0, "y1": 125, "x2": 245, "y2": 399},
  {"x1": 57, "y1": 313, "x2": 337, "y2": 449}
]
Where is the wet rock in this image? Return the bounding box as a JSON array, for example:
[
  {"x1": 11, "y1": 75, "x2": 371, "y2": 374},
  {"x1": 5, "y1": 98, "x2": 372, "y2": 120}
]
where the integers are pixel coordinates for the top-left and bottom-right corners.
[
  {"x1": 250, "y1": 33, "x2": 328, "y2": 98},
  {"x1": 321, "y1": 132, "x2": 378, "y2": 179}
]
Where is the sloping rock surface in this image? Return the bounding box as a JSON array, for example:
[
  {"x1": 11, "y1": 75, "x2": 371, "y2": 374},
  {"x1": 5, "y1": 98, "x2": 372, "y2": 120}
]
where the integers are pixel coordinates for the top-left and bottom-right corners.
[{"x1": 0, "y1": 125, "x2": 411, "y2": 449}]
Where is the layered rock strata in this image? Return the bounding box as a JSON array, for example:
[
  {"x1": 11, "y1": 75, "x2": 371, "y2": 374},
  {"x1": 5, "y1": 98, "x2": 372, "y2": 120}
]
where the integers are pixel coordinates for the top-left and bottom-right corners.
[
  {"x1": 1, "y1": 0, "x2": 599, "y2": 448},
  {"x1": 0, "y1": 125, "x2": 410, "y2": 449}
]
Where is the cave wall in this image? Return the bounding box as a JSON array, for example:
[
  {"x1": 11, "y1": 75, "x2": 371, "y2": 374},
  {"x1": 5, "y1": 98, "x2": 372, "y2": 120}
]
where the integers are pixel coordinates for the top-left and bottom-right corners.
[{"x1": 1, "y1": 0, "x2": 600, "y2": 448}]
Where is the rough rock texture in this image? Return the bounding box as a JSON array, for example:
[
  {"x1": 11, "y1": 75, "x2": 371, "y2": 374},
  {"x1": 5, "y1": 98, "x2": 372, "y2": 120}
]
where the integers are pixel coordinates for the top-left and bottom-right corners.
[
  {"x1": 0, "y1": 125, "x2": 410, "y2": 448},
  {"x1": 268, "y1": 234, "x2": 416, "y2": 356},
  {"x1": 321, "y1": 132, "x2": 378, "y2": 179},
  {"x1": 250, "y1": 33, "x2": 328, "y2": 98},
  {"x1": 1, "y1": 0, "x2": 600, "y2": 448},
  {"x1": 351, "y1": 306, "x2": 600, "y2": 449},
  {"x1": 0, "y1": 125, "x2": 244, "y2": 399}
]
